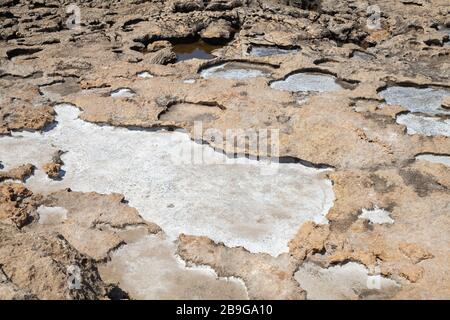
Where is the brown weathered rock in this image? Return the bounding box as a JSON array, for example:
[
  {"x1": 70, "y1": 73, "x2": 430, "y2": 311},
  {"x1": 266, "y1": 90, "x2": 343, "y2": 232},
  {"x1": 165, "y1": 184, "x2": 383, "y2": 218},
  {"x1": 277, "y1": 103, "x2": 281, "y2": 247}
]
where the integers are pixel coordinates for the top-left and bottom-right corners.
[
  {"x1": 0, "y1": 164, "x2": 35, "y2": 183},
  {"x1": 0, "y1": 102, "x2": 55, "y2": 135},
  {"x1": 42, "y1": 163, "x2": 61, "y2": 180},
  {"x1": 399, "y1": 265, "x2": 424, "y2": 283},
  {"x1": 442, "y1": 96, "x2": 450, "y2": 109},
  {"x1": 42, "y1": 150, "x2": 65, "y2": 180},
  {"x1": 0, "y1": 266, "x2": 37, "y2": 300}
]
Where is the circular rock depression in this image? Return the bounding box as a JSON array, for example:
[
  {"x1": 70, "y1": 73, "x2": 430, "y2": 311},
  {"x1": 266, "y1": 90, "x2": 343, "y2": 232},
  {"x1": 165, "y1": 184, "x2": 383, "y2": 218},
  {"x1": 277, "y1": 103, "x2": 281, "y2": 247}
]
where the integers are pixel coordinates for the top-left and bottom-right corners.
[{"x1": 0, "y1": 104, "x2": 335, "y2": 256}]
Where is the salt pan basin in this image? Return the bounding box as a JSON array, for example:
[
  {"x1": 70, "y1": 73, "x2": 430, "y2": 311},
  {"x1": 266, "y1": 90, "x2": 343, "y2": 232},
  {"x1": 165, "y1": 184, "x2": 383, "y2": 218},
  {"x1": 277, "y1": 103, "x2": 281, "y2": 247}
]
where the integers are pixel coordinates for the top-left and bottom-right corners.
[{"x1": 0, "y1": 104, "x2": 334, "y2": 256}]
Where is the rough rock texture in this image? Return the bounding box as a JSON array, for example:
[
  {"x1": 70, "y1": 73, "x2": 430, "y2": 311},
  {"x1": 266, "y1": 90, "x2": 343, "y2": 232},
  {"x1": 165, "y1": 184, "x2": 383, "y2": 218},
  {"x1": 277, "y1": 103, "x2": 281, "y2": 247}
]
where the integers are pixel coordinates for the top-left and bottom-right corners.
[
  {"x1": 0, "y1": 0, "x2": 449, "y2": 300},
  {"x1": 0, "y1": 265, "x2": 37, "y2": 300}
]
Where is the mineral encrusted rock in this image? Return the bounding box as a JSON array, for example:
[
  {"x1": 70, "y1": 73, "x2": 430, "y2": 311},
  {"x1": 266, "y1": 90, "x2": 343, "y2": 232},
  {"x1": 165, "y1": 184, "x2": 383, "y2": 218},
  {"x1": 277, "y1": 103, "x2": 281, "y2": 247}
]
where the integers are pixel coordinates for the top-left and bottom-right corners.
[{"x1": 0, "y1": 164, "x2": 35, "y2": 183}]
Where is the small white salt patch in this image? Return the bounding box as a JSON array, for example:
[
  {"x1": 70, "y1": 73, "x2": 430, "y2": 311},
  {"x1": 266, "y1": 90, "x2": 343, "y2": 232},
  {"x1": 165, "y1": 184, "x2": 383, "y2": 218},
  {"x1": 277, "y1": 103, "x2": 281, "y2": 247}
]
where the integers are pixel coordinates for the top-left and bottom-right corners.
[
  {"x1": 37, "y1": 205, "x2": 68, "y2": 225},
  {"x1": 183, "y1": 79, "x2": 196, "y2": 84},
  {"x1": 359, "y1": 206, "x2": 394, "y2": 225}
]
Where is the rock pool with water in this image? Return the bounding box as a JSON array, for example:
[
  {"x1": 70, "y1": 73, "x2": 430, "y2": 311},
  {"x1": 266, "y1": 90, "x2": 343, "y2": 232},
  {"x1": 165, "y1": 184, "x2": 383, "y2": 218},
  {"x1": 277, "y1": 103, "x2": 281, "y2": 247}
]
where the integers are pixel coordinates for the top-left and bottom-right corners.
[{"x1": 200, "y1": 62, "x2": 273, "y2": 79}]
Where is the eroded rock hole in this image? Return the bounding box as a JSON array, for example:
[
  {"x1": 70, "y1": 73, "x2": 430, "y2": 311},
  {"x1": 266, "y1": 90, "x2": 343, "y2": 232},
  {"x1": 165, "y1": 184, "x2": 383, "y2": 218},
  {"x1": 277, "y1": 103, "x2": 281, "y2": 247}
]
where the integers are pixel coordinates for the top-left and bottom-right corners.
[
  {"x1": 270, "y1": 72, "x2": 345, "y2": 93},
  {"x1": 171, "y1": 39, "x2": 223, "y2": 61}
]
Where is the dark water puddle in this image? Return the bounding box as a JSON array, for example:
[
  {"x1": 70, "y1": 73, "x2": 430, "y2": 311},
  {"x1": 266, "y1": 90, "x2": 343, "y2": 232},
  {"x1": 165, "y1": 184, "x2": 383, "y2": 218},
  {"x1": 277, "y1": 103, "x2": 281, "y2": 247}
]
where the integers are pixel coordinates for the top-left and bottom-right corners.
[{"x1": 172, "y1": 40, "x2": 223, "y2": 61}]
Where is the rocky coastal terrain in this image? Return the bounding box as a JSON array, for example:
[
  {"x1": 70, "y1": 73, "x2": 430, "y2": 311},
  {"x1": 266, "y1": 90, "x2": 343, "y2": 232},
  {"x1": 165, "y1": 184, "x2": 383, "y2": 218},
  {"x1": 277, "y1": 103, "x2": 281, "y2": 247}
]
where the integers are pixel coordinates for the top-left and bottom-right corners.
[{"x1": 0, "y1": 0, "x2": 449, "y2": 300}]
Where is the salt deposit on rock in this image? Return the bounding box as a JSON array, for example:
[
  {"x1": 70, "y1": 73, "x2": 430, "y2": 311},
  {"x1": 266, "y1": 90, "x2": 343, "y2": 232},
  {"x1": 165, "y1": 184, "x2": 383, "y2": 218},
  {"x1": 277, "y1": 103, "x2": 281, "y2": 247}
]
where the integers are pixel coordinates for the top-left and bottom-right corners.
[
  {"x1": 380, "y1": 86, "x2": 450, "y2": 115},
  {"x1": 98, "y1": 234, "x2": 248, "y2": 299},
  {"x1": 110, "y1": 88, "x2": 136, "y2": 98},
  {"x1": 0, "y1": 104, "x2": 334, "y2": 256},
  {"x1": 270, "y1": 73, "x2": 344, "y2": 93},
  {"x1": 396, "y1": 114, "x2": 450, "y2": 137},
  {"x1": 36, "y1": 205, "x2": 68, "y2": 225},
  {"x1": 359, "y1": 206, "x2": 394, "y2": 225}
]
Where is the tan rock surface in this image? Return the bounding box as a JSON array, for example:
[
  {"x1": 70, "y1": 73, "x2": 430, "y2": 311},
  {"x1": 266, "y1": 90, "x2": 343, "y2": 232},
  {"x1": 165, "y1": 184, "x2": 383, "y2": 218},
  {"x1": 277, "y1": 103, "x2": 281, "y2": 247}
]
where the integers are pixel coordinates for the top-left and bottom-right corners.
[
  {"x1": 0, "y1": 183, "x2": 40, "y2": 228},
  {"x1": 0, "y1": 0, "x2": 449, "y2": 300},
  {"x1": 177, "y1": 234, "x2": 306, "y2": 300}
]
